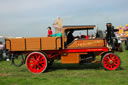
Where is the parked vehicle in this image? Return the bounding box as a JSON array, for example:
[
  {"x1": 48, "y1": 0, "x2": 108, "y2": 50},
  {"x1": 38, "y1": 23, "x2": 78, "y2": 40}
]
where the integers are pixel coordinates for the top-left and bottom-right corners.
[{"x1": 5, "y1": 23, "x2": 121, "y2": 73}]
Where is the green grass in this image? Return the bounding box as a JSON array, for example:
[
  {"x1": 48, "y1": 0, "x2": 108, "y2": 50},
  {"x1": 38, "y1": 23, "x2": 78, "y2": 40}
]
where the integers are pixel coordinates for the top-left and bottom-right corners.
[{"x1": 0, "y1": 45, "x2": 128, "y2": 85}]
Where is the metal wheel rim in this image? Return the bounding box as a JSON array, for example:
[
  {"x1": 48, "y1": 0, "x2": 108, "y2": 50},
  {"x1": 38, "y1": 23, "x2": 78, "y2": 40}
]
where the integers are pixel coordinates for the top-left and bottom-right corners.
[
  {"x1": 103, "y1": 53, "x2": 120, "y2": 70},
  {"x1": 26, "y1": 52, "x2": 47, "y2": 74}
]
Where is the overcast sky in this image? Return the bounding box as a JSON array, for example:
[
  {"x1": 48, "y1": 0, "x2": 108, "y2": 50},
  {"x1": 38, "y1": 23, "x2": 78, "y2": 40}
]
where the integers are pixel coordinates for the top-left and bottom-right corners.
[{"x1": 0, "y1": 0, "x2": 128, "y2": 37}]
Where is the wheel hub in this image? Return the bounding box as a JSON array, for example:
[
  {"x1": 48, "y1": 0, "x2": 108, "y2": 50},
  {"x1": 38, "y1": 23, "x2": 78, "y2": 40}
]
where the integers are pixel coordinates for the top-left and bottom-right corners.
[
  {"x1": 34, "y1": 60, "x2": 38, "y2": 65},
  {"x1": 109, "y1": 60, "x2": 113, "y2": 64}
]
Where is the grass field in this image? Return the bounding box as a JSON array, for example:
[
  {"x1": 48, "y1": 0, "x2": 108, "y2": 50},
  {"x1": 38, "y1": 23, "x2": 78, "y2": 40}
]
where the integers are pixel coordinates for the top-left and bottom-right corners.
[{"x1": 0, "y1": 45, "x2": 128, "y2": 85}]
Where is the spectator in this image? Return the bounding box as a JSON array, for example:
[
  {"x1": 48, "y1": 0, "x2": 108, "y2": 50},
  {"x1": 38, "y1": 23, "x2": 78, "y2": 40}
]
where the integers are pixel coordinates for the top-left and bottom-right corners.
[
  {"x1": 48, "y1": 27, "x2": 53, "y2": 37},
  {"x1": 0, "y1": 42, "x2": 4, "y2": 61},
  {"x1": 53, "y1": 17, "x2": 63, "y2": 33}
]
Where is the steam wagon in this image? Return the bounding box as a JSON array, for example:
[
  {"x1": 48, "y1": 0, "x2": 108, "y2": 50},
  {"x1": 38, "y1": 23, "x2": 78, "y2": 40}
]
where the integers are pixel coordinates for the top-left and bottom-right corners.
[{"x1": 5, "y1": 23, "x2": 121, "y2": 73}]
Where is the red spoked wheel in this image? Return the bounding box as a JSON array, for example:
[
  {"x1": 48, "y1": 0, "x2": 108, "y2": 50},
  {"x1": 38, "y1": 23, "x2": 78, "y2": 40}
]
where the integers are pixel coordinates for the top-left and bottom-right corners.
[
  {"x1": 26, "y1": 52, "x2": 48, "y2": 74},
  {"x1": 102, "y1": 53, "x2": 121, "y2": 70}
]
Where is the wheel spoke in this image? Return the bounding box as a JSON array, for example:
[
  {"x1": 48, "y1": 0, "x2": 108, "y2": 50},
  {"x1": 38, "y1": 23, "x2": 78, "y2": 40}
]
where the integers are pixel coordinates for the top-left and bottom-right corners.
[
  {"x1": 29, "y1": 62, "x2": 34, "y2": 65},
  {"x1": 39, "y1": 61, "x2": 45, "y2": 64},
  {"x1": 30, "y1": 64, "x2": 35, "y2": 69},
  {"x1": 113, "y1": 61, "x2": 118, "y2": 65},
  {"x1": 35, "y1": 54, "x2": 38, "y2": 59},
  {"x1": 112, "y1": 55, "x2": 116, "y2": 60},
  {"x1": 106, "y1": 56, "x2": 111, "y2": 60},
  {"x1": 37, "y1": 55, "x2": 41, "y2": 60},
  {"x1": 40, "y1": 56, "x2": 45, "y2": 61},
  {"x1": 112, "y1": 63, "x2": 116, "y2": 67},
  {"x1": 109, "y1": 54, "x2": 112, "y2": 59},
  {"x1": 108, "y1": 64, "x2": 112, "y2": 69},
  {"x1": 32, "y1": 56, "x2": 36, "y2": 62},
  {"x1": 104, "y1": 58, "x2": 109, "y2": 61},
  {"x1": 38, "y1": 65, "x2": 42, "y2": 69},
  {"x1": 30, "y1": 58, "x2": 33, "y2": 62}
]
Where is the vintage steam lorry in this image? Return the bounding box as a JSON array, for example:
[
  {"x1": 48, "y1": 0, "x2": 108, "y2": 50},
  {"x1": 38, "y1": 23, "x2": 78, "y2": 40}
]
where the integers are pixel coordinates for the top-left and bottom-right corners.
[{"x1": 5, "y1": 23, "x2": 121, "y2": 74}]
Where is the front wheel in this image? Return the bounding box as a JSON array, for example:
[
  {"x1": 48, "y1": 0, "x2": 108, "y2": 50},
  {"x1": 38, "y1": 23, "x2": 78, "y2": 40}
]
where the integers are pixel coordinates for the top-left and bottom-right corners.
[
  {"x1": 102, "y1": 53, "x2": 121, "y2": 70},
  {"x1": 26, "y1": 52, "x2": 48, "y2": 74}
]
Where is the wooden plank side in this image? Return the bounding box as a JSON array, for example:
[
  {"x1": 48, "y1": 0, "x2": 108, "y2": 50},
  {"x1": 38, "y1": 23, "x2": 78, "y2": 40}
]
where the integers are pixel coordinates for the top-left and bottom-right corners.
[
  {"x1": 5, "y1": 40, "x2": 11, "y2": 51},
  {"x1": 67, "y1": 39, "x2": 106, "y2": 48},
  {"x1": 41, "y1": 37, "x2": 61, "y2": 50},
  {"x1": 10, "y1": 38, "x2": 25, "y2": 51},
  {"x1": 26, "y1": 38, "x2": 40, "y2": 50},
  {"x1": 61, "y1": 53, "x2": 79, "y2": 64},
  {"x1": 57, "y1": 37, "x2": 61, "y2": 49},
  {"x1": 41, "y1": 37, "x2": 56, "y2": 50}
]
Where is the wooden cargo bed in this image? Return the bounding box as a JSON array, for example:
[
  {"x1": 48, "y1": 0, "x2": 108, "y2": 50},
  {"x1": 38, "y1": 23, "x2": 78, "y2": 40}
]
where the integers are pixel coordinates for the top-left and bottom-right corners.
[{"x1": 6, "y1": 37, "x2": 61, "y2": 51}]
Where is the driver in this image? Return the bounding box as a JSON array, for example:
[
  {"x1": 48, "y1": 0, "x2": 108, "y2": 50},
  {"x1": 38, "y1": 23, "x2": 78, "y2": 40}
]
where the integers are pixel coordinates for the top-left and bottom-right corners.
[{"x1": 67, "y1": 30, "x2": 74, "y2": 45}]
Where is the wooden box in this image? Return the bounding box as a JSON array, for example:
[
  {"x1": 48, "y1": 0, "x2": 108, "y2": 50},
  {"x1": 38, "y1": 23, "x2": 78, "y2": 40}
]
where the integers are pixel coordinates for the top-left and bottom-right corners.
[{"x1": 61, "y1": 53, "x2": 79, "y2": 64}]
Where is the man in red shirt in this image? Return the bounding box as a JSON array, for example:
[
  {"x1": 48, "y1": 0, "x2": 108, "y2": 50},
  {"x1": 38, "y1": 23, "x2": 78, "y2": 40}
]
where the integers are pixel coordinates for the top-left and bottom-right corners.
[{"x1": 48, "y1": 27, "x2": 53, "y2": 37}]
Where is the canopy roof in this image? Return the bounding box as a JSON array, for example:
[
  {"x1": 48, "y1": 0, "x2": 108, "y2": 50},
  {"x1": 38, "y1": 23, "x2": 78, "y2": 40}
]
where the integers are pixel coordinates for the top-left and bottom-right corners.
[{"x1": 63, "y1": 25, "x2": 96, "y2": 30}]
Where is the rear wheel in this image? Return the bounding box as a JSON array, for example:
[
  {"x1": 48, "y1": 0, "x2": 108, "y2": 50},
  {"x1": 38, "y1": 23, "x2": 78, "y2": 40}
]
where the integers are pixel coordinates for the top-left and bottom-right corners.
[
  {"x1": 102, "y1": 53, "x2": 120, "y2": 70},
  {"x1": 26, "y1": 52, "x2": 48, "y2": 74}
]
